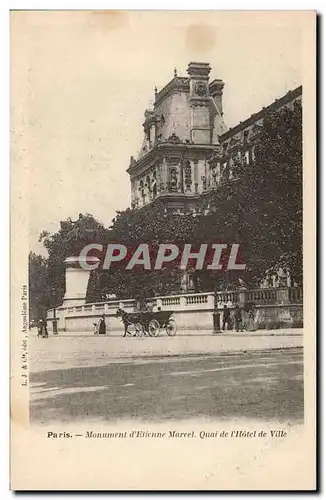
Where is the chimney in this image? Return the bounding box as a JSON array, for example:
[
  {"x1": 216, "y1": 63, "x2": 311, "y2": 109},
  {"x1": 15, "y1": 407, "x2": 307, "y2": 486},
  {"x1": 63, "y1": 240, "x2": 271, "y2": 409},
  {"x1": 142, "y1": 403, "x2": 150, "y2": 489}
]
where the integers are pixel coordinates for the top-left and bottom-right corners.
[
  {"x1": 187, "y1": 62, "x2": 212, "y2": 144},
  {"x1": 187, "y1": 61, "x2": 211, "y2": 78}
]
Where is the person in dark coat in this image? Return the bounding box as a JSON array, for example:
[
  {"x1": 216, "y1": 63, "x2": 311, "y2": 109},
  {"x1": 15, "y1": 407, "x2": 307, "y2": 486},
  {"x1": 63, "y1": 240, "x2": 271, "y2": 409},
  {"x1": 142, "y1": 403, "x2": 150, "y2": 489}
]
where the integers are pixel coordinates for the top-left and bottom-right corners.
[
  {"x1": 98, "y1": 314, "x2": 107, "y2": 335},
  {"x1": 222, "y1": 305, "x2": 231, "y2": 331},
  {"x1": 247, "y1": 308, "x2": 256, "y2": 331},
  {"x1": 38, "y1": 319, "x2": 48, "y2": 338},
  {"x1": 234, "y1": 305, "x2": 243, "y2": 332}
]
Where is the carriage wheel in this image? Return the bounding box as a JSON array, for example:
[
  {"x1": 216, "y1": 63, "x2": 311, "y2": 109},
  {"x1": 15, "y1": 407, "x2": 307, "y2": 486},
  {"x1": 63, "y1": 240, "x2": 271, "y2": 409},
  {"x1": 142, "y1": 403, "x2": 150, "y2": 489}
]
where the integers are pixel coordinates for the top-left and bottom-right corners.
[
  {"x1": 166, "y1": 319, "x2": 177, "y2": 336},
  {"x1": 148, "y1": 319, "x2": 160, "y2": 337}
]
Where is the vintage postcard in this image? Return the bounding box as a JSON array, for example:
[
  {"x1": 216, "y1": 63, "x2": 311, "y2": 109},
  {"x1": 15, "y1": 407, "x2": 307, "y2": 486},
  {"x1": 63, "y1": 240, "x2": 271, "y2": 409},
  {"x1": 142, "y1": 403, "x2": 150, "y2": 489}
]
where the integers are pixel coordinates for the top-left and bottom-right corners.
[{"x1": 10, "y1": 10, "x2": 316, "y2": 490}]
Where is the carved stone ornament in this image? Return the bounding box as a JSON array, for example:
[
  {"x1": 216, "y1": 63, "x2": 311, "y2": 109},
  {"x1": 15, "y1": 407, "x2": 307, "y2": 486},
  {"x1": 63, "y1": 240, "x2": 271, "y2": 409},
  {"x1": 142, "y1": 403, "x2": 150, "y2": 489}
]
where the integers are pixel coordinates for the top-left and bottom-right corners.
[
  {"x1": 195, "y1": 82, "x2": 207, "y2": 97},
  {"x1": 167, "y1": 133, "x2": 181, "y2": 144},
  {"x1": 184, "y1": 161, "x2": 192, "y2": 190}
]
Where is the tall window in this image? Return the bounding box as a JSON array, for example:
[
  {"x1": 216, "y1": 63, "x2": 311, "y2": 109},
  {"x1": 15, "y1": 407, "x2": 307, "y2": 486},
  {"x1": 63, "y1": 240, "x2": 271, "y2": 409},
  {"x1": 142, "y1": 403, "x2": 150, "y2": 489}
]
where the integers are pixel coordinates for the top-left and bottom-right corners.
[
  {"x1": 169, "y1": 168, "x2": 178, "y2": 192},
  {"x1": 152, "y1": 170, "x2": 157, "y2": 199},
  {"x1": 146, "y1": 175, "x2": 151, "y2": 199},
  {"x1": 244, "y1": 150, "x2": 250, "y2": 165},
  {"x1": 139, "y1": 180, "x2": 145, "y2": 203}
]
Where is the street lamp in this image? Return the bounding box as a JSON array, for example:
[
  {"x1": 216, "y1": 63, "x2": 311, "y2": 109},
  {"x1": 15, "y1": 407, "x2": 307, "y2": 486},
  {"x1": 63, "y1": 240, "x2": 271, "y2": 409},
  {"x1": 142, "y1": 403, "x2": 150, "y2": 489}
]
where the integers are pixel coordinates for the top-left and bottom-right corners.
[
  {"x1": 213, "y1": 289, "x2": 221, "y2": 334},
  {"x1": 51, "y1": 286, "x2": 58, "y2": 334}
]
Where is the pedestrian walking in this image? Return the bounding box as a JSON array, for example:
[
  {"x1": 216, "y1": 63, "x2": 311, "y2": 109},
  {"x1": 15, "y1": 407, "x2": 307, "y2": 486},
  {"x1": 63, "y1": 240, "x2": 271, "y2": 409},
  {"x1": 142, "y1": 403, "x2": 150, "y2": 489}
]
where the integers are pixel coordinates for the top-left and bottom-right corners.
[
  {"x1": 43, "y1": 320, "x2": 49, "y2": 338},
  {"x1": 222, "y1": 305, "x2": 231, "y2": 331},
  {"x1": 38, "y1": 318, "x2": 48, "y2": 338},
  {"x1": 234, "y1": 305, "x2": 243, "y2": 332},
  {"x1": 97, "y1": 314, "x2": 107, "y2": 335},
  {"x1": 37, "y1": 319, "x2": 43, "y2": 338},
  {"x1": 247, "y1": 308, "x2": 256, "y2": 331},
  {"x1": 93, "y1": 322, "x2": 98, "y2": 335}
]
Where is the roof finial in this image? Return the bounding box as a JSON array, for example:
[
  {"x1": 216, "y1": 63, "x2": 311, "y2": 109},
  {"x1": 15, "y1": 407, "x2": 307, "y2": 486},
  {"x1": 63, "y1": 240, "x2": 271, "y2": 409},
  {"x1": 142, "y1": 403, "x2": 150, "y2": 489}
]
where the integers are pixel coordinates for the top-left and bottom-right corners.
[
  {"x1": 174, "y1": 67, "x2": 178, "y2": 78},
  {"x1": 154, "y1": 86, "x2": 157, "y2": 94}
]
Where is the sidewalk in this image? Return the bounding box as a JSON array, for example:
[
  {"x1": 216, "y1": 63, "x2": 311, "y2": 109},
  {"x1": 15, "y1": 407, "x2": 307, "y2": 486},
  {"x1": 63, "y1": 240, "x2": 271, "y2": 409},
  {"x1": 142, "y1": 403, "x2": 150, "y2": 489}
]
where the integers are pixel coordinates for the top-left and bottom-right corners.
[
  {"x1": 29, "y1": 329, "x2": 303, "y2": 373},
  {"x1": 50, "y1": 327, "x2": 303, "y2": 337}
]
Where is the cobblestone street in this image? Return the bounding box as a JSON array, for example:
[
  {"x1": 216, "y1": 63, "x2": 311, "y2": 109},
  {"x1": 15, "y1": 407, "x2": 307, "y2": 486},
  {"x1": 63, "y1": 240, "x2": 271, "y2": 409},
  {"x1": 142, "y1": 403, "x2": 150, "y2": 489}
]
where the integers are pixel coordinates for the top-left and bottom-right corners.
[{"x1": 29, "y1": 329, "x2": 303, "y2": 425}]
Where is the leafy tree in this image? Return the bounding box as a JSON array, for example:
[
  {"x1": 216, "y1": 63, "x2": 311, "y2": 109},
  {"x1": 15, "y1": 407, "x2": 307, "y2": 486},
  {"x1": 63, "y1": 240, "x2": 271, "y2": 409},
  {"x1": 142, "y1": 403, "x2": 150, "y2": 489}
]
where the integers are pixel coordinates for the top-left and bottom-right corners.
[
  {"x1": 93, "y1": 103, "x2": 302, "y2": 298},
  {"x1": 198, "y1": 101, "x2": 302, "y2": 288},
  {"x1": 95, "y1": 201, "x2": 197, "y2": 299},
  {"x1": 28, "y1": 252, "x2": 50, "y2": 320},
  {"x1": 35, "y1": 214, "x2": 111, "y2": 307}
]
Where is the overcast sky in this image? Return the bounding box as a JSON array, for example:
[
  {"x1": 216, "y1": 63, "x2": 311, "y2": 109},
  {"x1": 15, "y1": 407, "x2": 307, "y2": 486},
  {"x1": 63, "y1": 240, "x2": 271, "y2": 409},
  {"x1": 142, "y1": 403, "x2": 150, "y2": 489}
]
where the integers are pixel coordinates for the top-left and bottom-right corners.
[{"x1": 11, "y1": 11, "x2": 303, "y2": 255}]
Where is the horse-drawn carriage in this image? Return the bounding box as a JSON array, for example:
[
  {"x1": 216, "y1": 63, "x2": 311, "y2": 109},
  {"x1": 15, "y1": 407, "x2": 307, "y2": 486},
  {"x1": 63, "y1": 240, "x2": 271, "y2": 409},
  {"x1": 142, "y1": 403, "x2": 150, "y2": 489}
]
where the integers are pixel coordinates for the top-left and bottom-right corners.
[{"x1": 116, "y1": 308, "x2": 177, "y2": 337}]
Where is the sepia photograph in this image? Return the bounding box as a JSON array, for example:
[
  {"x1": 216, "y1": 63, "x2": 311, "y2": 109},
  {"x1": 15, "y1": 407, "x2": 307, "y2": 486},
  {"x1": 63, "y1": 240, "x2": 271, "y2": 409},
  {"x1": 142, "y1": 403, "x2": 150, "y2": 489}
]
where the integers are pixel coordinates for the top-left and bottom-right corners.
[{"x1": 10, "y1": 10, "x2": 316, "y2": 490}]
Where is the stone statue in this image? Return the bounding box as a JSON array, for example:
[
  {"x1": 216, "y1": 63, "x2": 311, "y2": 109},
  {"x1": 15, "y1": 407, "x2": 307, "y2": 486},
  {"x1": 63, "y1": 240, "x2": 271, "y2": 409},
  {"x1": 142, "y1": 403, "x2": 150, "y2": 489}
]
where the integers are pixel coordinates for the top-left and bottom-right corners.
[
  {"x1": 60, "y1": 214, "x2": 98, "y2": 243},
  {"x1": 60, "y1": 214, "x2": 83, "y2": 242},
  {"x1": 170, "y1": 168, "x2": 178, "y2": 192}
]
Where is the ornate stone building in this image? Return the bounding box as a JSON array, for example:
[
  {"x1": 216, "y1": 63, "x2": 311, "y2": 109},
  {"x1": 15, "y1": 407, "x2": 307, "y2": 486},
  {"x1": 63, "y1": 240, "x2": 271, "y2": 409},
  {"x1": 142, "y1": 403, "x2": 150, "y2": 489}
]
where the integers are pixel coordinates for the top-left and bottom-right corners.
[
  {"x1": 127, "y1": 61, "x2": 302, "y2": 213},
  {"x1": 127, "y1": 62, "x2": 227, "y2": 213},
  {"x1": 208, "y1": 85, "x2": 302, "y2": 184}
]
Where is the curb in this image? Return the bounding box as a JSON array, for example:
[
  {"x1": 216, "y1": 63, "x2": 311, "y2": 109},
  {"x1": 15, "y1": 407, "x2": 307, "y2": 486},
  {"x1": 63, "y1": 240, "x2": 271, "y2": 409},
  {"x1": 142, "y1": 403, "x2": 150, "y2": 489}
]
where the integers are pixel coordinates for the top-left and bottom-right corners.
[
  {"x1": 45, "y1": 332, "x2": 304, "y2": 338},
  {"x1": 103, "y1": 346, "x2": 304, "y2": 362}
]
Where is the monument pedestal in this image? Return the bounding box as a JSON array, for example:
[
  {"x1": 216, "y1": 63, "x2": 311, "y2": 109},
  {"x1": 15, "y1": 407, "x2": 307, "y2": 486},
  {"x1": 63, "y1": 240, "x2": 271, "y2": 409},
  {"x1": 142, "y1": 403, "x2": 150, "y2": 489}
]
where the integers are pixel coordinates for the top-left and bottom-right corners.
[{"x1": 62, "y1": 256, "x2": 100, "y2": 307}]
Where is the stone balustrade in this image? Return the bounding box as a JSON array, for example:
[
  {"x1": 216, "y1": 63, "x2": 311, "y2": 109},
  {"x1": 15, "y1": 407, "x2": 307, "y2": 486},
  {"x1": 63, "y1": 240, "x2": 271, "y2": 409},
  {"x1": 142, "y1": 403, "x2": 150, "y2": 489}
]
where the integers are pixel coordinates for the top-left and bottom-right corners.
[{"x1": 47, "y1": 288, "x2": 303, "y2": 333}]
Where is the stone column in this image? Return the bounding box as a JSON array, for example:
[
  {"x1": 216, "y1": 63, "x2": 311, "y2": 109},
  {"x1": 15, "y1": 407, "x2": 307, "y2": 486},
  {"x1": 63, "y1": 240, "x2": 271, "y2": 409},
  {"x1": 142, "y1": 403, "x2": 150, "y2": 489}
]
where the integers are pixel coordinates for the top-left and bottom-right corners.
[
  {"x1": 238, "y1": 290, "x2": 246, "y2": 308},
  {"x1": 157, "y1": 161, "x2": 162, "y2": 195},
  {"x1": 194, "y1": 159, "x2": 199, "y2": 193},
  {"x1": 162, "y1": 157, "x2": 168, "y2": 193},
  {"x1": 179, "y1": 160, "x2": 184, "y2": 193},
  {"x1": 276, "y1": 288, "x2": 290, "y2": 304},
  {"x1": 207, "y1": 294, "x2": 214, "y2": 309},
  {"x1": 180, "y1": 296, "x2": 187, "y2": 308}
]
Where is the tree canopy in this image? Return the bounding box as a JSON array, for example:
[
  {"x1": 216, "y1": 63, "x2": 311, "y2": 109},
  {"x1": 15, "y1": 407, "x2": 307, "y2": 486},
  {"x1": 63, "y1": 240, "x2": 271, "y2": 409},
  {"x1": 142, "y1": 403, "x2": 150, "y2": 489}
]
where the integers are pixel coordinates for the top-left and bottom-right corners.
[
  {"x1": 87, "y1": 202, "x2": 198, "y2": 300},
  {"x1": 197, "y1": 101, "x2": 302, "y2": 288}
]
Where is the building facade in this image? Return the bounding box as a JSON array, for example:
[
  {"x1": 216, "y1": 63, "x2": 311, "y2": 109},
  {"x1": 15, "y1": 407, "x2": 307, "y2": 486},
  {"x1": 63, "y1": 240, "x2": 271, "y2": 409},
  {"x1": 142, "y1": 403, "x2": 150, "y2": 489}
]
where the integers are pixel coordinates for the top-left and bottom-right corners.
[{"x1": 127, "y1": 61, "x2": 302, "y2": 213}]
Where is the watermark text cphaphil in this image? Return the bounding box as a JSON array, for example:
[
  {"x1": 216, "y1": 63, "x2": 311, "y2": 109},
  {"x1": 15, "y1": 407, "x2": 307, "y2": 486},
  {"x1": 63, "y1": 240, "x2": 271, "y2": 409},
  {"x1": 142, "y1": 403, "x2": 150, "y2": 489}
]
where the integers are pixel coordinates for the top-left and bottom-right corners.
[{"x1": 78, "y1": 243, "x2": 246, "y2": 271}]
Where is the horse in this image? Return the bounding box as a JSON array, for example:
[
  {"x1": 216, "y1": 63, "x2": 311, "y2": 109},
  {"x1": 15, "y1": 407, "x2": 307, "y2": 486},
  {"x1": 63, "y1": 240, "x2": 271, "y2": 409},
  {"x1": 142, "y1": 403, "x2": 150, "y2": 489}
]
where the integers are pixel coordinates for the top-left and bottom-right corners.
[{"x1": 115, "y1": 308, "x2": 145, "y2": 337}]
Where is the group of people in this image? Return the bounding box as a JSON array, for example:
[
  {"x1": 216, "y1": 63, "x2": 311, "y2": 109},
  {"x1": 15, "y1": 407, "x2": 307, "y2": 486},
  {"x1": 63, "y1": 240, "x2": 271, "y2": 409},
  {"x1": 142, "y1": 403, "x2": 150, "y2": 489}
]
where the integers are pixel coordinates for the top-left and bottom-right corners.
[{"x1": 222, "y1": 305, "x2": 256, "y2": 332}]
